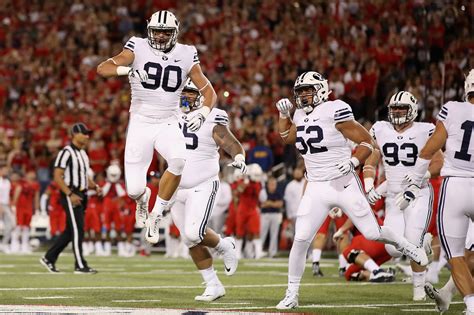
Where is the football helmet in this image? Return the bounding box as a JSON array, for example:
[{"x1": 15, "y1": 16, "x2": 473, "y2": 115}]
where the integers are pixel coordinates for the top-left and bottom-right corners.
[
  {"x1": 465, "y1": 69, "x2": 474, "y2": 100},
  {"x1": 180, "y1": 78, "x2": 202, "y2": 113},
  {"x1": 294, "y1": 71, "x2": 331, "y2": 113},
  {"x1": 388, "y1": 91, "x2": 418, "y2": 125},
  {"x1": 147, "y1": 10, "x2": 179, "y2": 51},
  {"x1": 247, "y1": 163, "x2": 264, "y2": 182},
  {"x1": 106, "y1": 164, "x2": 121, "y2": 183}
]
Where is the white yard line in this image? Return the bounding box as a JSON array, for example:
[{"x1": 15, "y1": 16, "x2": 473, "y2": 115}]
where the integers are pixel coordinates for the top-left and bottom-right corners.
[
  {"x1": 112, "y1": 300, "x2": 162, "y2": 303},
  {"x1": 23, "y1": 296, "x2": 73, "y2": 300},
  {"x1": 0, "y1": 281, "x2": 406, "y2": 291}
]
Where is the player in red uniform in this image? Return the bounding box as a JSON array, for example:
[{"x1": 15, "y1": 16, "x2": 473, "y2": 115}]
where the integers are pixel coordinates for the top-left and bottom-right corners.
[
  {"x1": 44, "y1": 182, "x2": 66, "y2": 239},
  {"x1": 83, "y1": 190, "x2": 103, "y2": 255}
]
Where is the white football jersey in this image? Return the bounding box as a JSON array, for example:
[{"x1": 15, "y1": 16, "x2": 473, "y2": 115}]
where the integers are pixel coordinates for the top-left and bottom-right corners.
[
  {"x1": 124, "y1": 37, "x2": 199, "y2": 118},
  {"x1": 437, "y1": 101, "x2": 474, "y2": 177},
  {"x1": 371, "y1": 121, "x2": 434, "y2": 194},
  {"x1": 179, "y1": 108, "x2": 229, "y2": 188},
  {"x1": 292, "y1": 100, "x2": 354, "y2": 181}
]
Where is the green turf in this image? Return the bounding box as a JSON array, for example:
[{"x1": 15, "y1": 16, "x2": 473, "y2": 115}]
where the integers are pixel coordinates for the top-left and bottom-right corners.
[{"x1": 0, "y1": 252, "x2": 464, "y2": 314}]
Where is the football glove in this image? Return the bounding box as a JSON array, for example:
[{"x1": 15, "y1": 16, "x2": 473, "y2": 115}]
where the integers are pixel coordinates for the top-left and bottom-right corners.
[
  {"x1": 403, "y1": 171, "x2": 430, "y2": 187},
  {"x1": 333, "y1": 228, "x2": 344, "y2": 242},
  {"x1": 228, "y1": 154, "x2": 247, "y2": 174},
  {"x1": 328, "y1": 207, "x2": 343, "y2": 219},
  {"x1": 396, "y1": 184, "x2": 420, "y2": 210},
  {"x1": 186, "y1": 106, "x2": 210, "y2": 132},
  {"x1": 367, "y1": 187, "x2": 382, "y2": 205},
  {"x1": 129, "y1": 69, "x2": 149, "y2": 82},
  {"x1": 335, "y1": 157, "x2": 360, "y2": 176},
  {"x1": 276, "y1": 98, "x2": 293, "y2": 118}
]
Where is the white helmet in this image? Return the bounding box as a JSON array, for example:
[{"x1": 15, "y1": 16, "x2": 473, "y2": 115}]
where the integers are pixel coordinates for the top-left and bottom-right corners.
[
  {"x1": 294, "y1": 71, "x2": 331, "y2": 113},
  {"x1": 465, "y1": 69, "x2": 474, "y2": 101},
  {"x1": 247, "y1": 163, "x2": 264, "y2": 182},
  {"x1": 180, "y1": 78, "x2": 202, "y2": 113},
  {"x1": 106, "y1": 164, "x2": 121, "y2": 183},
  {"x1": 388, "y1": 91, "x2": 418, "y2": 125},
  {"x1": 147, "y1": 10, "x2": 179, "y2": 51}
]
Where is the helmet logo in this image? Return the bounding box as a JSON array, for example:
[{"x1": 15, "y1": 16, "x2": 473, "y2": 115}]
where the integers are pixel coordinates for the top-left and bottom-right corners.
[{"x1": 313, "y1": 73, "x2": 324, "y2": 81}]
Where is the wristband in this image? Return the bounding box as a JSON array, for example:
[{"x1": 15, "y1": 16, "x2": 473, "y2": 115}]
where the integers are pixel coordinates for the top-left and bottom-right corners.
[
  {"x1": 350, "y1": 156, "x2": 360, "y2": 168},
  {"x1": 117, "y1": 66, "x2": 132, "y2": 76},
  {"x1": 363, "y1": 177, "x2": 374, "y2": 191}
]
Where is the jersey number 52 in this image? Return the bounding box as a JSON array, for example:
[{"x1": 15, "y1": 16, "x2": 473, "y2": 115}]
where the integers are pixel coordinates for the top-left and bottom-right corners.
[{"x1": 296, "y1": 125, "x2": 328, "y2": 155}]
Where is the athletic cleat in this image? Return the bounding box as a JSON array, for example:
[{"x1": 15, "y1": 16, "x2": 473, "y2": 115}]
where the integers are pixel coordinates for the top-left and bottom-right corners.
[
  {"x1": 401, "y1": 242, "x2": 428, "y2": 266},
  {"x1": 221, "y1": 237, "x2": 238, "y2": 276},
  {"x1": 39, "y1": 257, "x2": 60, "y2": 273},
  {"x1": 135, "y1": 187, "x2": 151, "y2": 228},
  {"x1": 424, "y1": 282, "x2": 451, "y2": 313},
  {"x1": 74, "y1": 266, "x2": 98, "y2": 274},
  {"x1": 338, "y1": 267, "x2": 346, "y2": 277},
  {"x1": 276, "y1": 289, "x2": 299, "y2": 310},
  {"x1": 369, "y1": 269, "x2": 395, "y2": 283},
  {"x1": 195, "y1": 283, "x2": 225, "y2": 301},
  {"x1": 413, "y1": 285, "x2": 426, "y2": 301},
  {"x1": 145, "y1": 211, "x2": 162, "y2": 244},
  {"x1": 312, "y1": 262, "x2": 324, "y2": 277}
]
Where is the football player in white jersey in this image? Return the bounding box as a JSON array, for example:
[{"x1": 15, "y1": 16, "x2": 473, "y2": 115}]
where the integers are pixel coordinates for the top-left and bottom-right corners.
[
  {"x1": 363, "y1": 91, "x2": 444, "y2": 301},
  {"x1": 169, "y1": 79, "x2": 247, "y2": 301},
  {"x1": 97, "y1": 10, "x2": 217, "y2": 244},
  {"x1": 275, "y1": 71, "x2": 429, "y2": 310},
  {"x1": 401, "y1": 69, "x2": 474, "y2": 314}
]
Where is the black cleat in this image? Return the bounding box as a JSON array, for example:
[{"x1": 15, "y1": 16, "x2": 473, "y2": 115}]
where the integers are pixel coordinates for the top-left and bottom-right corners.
[
  {"x1": 369, "y1": 268, "x2": 395, "y2": 283},
  {"x1": 40, "y1": 257, "x2": 60, "y2": 273},
  {"x1": 312, "y1": 262, "x2": 324, "y2": 277},
  {"x1": 74, "y1": 266, "x2": 98, "y2": 274},
  {"x1": 339, "y1": 267, "x2": 347, "y2": 277}
]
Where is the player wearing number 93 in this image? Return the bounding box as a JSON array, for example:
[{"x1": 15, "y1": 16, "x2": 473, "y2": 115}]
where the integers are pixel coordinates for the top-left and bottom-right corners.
[
  {"x1": 275, "y1": 71, "x2": 429, "y2": 310},
  {"x1": 97, "y1": 10, "x2": 217, "y2": 244},
  {"x1": 363, "y1": 91, "x2": 443, "y2": 301},
  {"x1": 402, "y1": 69, "x2": 474, "y2": 314}
]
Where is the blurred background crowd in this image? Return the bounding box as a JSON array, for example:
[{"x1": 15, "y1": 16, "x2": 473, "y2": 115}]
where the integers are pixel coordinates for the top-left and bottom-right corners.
[{"x1": 0, "y1": 0, "x2": 472, "y2": 257}]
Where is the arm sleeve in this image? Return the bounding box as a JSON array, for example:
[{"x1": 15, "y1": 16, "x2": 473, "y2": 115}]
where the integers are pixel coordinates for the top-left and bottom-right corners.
[{"x1": 54, "y1": 149, "x2": 71, "y2": 169}]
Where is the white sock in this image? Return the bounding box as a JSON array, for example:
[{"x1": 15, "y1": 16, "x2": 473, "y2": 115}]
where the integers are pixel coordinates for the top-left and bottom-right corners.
[
  {"x1": 215, "y1": 237, "x2": 231, "y2": 252},
  {"x1": 312, "y1": 249, "x2": 322, "y2": 263},
  {"x1": 152, "y1": 196, "x2": 169, "y2": 215},
  {"x1": 199, "y1": 266, "x2": 219, "y2": 285},
  {"x1": 21, "y1": 227, "x2": 30, "y2": 247},
  {"x1": 253, "y1": 239, "x2": 263, "y2": 258},
  {"x1": 235, "y1": 238, "x2": 243, "y2": 259},
  {"x1": 464, "y1": 294, "x2": 474, "y2": 312},
  {"x1": 338, "y1": 254, "x2": 348, "y2": 269},
  {"x1": 412, "y1": 271, "x2": 426, "y2": 287},
  {"x1": 437, "y1": 254, "x2": 448, "y2": 272},
  {"x1": 363, "y1": 259, "x2": 379, "y2": 273},
  {"x1": 442, "y1": 276, "x2": 458, "y2": 296},
  {"x1": 428, "y1": 261, "x2": 439, "y2": 273},
  {"x1": 288, "y1": 239, "x2": 311, "y2": 293},
  {"x1": 379, "y1": 226, "x2": 406, "y2": 248}
]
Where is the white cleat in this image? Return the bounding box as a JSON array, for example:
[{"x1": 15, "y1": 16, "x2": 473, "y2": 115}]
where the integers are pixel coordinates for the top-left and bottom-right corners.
[
  {"x1": 401, "y1": 242, "x2": 428, "y2": 266},
  {"x1": 413, "y1": 285, "x2": 426, "y2": 301},
  {"x1": 135, "y1": 187, "x2": 151, "y2": 228},
  {"x1": 195, "y1": 283, "x2": 225, "y2": 301},
  {"x1": 145, "y1": 211, "x2": 161, "y2": 244},
  {"x1": 423, "y1": 233, "x2": 433, "y2": 262},
  {"x1": 424, "y1": 282, "x2": 451, "y2": 313},
  {"x1": 276, "y1": 290, "x2": 299, "y2": 310},
  {"x1": 221, "y1": 237, "x2": 238, "y2": 276}
]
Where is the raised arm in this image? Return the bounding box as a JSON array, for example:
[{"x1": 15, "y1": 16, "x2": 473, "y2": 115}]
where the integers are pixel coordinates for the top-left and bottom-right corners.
[
  {"x1": 276, "y1": 98, "x2": 297, "y2": 144},
  {"x1": 188, "y1": 64, "x2": 217, "y2": 112}
]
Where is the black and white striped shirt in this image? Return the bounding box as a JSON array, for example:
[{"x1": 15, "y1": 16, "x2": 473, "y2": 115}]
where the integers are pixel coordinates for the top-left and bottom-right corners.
[{"x1": 54, "y1": 144, "x2": 91, "y2": 191}]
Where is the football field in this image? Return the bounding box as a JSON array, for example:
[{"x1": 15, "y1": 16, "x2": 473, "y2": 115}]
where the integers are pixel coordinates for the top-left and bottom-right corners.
[{"x1": 0, "y1": 252, "x2": 464, "y2": 314}]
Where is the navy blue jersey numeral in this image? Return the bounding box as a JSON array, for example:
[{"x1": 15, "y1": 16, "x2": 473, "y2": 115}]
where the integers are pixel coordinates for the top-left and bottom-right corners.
[
  {"x1": 141, "y1": 62, "x2": 182, "y2": 92},
  {"x1": 454, "y1": 120, "x2": 474, "y2": 161},
  {"x1": 182, "y1": 124, "x2": 198, "y2": 150},
  {"x1": 382, "y1": 143, "x2": 418, "y2": 166},
  {"x1": 295, "y1": 125, "x2": 328, "y2": 155}
]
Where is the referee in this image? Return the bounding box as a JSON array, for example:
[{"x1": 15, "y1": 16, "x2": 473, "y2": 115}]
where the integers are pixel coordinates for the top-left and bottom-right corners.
[{"x1": 40, "y1": 122, "x2": 101, "y2": 274}]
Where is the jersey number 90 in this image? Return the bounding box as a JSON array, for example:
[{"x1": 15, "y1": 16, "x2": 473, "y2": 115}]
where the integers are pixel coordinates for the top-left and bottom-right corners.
[{"x1": 141, "y1": 62, "x2": 182, "y2": 92}]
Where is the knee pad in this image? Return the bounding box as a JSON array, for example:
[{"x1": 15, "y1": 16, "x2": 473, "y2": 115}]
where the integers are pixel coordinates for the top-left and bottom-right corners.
[
  {"x1": 385, "y1": 244, "x2": 403, "y2": 258},
  {"x1": 347, "y1": 249, "x2": 362, "y2": 264},
  {"x1": 127, "y1": 188, "x2": 145, "y2": 201},
  {"x1": 167, "y1": 158, "x2": 186, "y2": 176},
  {"x1": 182, "y1": 230, "x2": 203, "y2": 248}
]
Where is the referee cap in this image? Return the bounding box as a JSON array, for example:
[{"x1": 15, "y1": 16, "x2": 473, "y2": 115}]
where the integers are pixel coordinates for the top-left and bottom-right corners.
[{"x1": 71, "y1": 122, "x2": 92, "y2": 135}]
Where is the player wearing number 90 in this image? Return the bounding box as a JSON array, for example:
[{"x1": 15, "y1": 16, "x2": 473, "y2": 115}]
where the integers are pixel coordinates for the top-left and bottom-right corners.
[
  {"x1": 275, "y1": 71, "x2": 429, "y2": 310},
  {"x1": 363, "y1": 91, "x2": 443, "y2": 301},
  {"x1": 97, "y1": 10, "x2": 217, "y2": 244},
  {"x1": 402, "y1": 69, "x2": 474, "y2": 314}
]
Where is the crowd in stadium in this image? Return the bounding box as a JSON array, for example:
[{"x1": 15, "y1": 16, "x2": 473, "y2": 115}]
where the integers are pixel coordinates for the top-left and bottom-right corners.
[{"x1": 0, "y1": 1, "x2": 472, "y2": 257}]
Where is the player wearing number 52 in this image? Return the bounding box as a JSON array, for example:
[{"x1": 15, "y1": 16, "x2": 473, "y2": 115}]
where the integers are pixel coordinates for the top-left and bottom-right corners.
[
  {"x1": 275, "y1": 71, "x2": 429, "y2": 310},
  {"x1": 97, "y1": 10, "x2": 217, "y2": 244},
  {"x1": 363, "y1": 91, "x2": 443, "y2": 301},
  {"x1": 401, "y1": 69, "x2": 474, "y2": 314}
]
